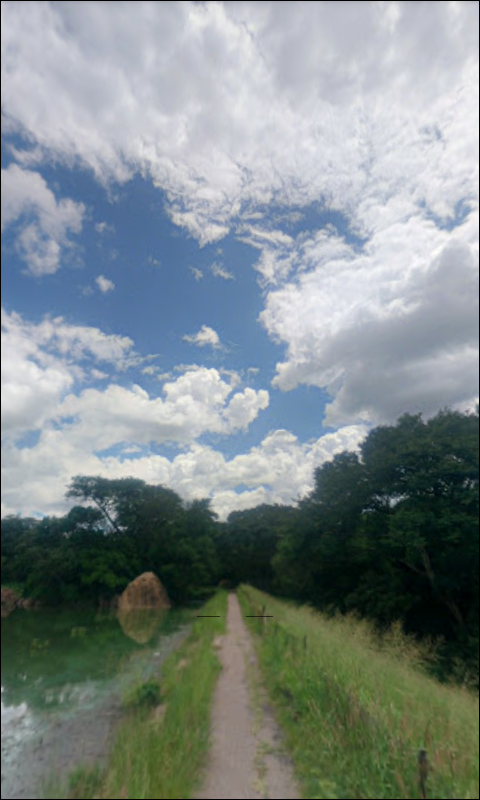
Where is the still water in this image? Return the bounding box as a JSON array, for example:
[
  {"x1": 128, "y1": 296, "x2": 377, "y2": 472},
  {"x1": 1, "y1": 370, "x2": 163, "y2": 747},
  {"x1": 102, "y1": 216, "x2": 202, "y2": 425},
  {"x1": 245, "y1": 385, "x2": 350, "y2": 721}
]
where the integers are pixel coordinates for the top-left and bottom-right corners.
[{"x1": 1, "y1": 608, "x2": 191, "y2": 799}]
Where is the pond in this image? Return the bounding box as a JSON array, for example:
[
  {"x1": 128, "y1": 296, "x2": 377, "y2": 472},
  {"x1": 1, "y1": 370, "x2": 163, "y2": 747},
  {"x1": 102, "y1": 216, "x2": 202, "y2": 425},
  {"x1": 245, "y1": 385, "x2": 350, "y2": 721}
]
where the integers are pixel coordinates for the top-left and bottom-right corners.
[{"x1": 1, "y1": 607, "x2": 191, "y2": 799}]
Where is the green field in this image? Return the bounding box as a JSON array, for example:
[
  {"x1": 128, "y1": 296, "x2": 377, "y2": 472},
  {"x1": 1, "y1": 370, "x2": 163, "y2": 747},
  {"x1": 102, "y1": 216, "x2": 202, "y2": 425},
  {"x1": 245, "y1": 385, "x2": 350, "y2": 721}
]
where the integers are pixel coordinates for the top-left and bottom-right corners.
[{"x1": 239, "y1": 585, "x2": 479, "y2": 800}]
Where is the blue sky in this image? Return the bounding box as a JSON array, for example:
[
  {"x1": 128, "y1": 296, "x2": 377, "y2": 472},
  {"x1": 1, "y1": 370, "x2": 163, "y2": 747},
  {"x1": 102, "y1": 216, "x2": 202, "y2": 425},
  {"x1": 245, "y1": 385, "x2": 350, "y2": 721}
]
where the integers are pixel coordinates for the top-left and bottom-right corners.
[{"x1": 1, "y1": 1, "x2": 478, "y2": 518}]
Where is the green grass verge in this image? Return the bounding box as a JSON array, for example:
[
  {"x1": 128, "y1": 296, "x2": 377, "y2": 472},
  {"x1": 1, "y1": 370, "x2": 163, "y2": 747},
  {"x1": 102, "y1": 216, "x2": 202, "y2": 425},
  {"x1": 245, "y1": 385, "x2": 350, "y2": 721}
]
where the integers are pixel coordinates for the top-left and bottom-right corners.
[
  {"x1": 238, "y1": 585, "x2": 479, "y2": 800},
  {"x1": 46, "y1": 591, "x2": 227, "y2": 800}
]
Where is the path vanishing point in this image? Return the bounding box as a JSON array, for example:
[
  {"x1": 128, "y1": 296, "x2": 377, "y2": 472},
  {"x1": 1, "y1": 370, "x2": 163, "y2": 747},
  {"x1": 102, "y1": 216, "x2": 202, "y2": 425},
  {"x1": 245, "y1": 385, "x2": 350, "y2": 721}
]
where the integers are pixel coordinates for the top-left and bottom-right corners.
[{"x1": 195, "y1": 593, "x2": 300, "y2": 800}]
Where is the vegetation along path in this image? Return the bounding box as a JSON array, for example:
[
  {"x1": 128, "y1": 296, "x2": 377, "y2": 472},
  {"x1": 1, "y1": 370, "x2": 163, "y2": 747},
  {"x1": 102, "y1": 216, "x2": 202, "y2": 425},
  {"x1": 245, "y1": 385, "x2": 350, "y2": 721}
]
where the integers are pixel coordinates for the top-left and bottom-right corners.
[{"x1": 195, "y1": 592, "x2": 299, "y2": 800}]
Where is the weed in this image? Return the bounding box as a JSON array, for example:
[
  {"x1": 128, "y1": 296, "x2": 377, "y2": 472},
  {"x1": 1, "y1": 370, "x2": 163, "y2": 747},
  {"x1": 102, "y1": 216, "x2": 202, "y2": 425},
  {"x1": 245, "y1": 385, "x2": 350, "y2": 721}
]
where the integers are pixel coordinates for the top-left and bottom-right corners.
[{"x1": 123, "y1": 678, "x2": 162, "y2": 710}]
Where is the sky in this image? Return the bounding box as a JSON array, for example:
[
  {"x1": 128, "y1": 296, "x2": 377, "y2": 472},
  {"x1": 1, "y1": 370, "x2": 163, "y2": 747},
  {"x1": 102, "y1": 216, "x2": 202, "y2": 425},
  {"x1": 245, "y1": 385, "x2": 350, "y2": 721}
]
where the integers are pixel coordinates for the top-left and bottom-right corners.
[{"x1": 1, "y1": 0, "x2": 479, "y2": 520}]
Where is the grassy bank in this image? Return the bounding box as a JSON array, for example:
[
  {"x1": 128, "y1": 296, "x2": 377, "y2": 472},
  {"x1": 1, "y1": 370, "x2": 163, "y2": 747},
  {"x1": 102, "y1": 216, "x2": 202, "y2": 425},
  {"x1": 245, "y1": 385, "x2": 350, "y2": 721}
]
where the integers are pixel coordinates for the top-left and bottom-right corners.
[
  {"x1": 47, "y1": 591, "x2": 227, "y2": 800},
  {"x1": 239, "y1": 585, "x2": 479, "y2": 800}
]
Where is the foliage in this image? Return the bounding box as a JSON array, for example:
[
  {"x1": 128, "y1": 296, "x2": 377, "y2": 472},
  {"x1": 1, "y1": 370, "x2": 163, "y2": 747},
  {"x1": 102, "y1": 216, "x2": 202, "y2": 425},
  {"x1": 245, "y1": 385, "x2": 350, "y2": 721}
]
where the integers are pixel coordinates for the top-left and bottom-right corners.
[
  {"x1": 123, "y1": 678, "x2": 162, "y2": 710},
  {"x1": 2, "y1": 486, "x2": 221, "y2": 606},
  {"x1": 229, "y1": 408, "x2": 478, "y2": 681},
  {"x1": 239, "y1": 586, "x2": 479, "y2": 800},
  {"x1": 2, "y1": 408, "x2": 478, "y2": 680}
]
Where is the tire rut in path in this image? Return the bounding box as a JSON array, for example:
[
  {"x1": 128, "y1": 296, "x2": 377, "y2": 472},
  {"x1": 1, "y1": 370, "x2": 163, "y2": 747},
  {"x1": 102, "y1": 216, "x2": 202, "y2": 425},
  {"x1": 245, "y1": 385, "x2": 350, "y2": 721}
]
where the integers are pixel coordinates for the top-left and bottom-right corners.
[{"x1": 195, "y1": 593, "x2": 299, "y2": 800}]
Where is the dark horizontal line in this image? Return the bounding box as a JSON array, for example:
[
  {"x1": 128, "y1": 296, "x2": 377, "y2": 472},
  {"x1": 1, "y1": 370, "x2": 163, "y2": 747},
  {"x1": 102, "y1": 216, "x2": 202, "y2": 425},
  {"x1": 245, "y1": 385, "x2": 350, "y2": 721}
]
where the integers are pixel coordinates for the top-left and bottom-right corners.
[{"x1": 196, "y1": 615, "x2": 221, "y2": 618}]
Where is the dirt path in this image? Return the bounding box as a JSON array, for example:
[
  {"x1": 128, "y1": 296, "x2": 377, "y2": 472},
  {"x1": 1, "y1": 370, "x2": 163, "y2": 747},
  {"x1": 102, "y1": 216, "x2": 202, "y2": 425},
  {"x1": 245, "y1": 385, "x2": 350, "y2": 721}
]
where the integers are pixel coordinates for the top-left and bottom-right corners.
[{"x1": 195, "y1": 593, "x2": 300, "y2": 800}]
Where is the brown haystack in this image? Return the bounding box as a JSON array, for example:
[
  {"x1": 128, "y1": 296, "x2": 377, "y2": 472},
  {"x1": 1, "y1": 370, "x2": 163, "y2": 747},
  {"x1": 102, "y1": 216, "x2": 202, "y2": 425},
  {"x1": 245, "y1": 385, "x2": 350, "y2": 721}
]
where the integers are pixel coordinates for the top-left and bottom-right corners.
[{"x1": 118, "y1": 572, "x2": 171, "y2": 612}]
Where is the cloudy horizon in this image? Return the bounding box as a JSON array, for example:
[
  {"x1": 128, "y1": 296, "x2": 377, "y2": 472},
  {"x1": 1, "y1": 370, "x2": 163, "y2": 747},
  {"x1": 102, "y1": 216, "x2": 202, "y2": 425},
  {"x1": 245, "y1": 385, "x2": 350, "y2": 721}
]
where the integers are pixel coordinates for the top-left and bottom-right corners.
[{"x1": 1, "y1": 1, "x2": 478, "y2": 519}]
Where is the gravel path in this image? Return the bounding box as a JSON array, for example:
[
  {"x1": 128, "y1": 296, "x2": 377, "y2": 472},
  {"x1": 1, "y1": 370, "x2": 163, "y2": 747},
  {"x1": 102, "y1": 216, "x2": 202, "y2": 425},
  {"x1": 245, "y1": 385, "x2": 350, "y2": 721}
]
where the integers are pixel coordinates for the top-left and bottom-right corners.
[{"x1": 195, "y1": 593, "x2": 300, "y2": 800}]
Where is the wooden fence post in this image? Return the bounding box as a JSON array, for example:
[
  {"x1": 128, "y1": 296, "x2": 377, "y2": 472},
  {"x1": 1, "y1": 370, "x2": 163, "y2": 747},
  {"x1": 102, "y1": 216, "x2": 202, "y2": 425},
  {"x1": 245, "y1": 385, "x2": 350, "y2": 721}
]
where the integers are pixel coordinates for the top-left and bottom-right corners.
[{"x1": 419, "y1": 749, "x2": 429, "y2": 799}]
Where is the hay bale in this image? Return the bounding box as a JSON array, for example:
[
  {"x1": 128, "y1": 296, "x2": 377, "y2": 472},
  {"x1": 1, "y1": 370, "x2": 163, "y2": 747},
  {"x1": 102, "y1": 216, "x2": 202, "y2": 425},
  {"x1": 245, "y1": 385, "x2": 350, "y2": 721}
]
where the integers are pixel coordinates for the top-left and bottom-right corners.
[{"x1": 118, "y1": 572, "x2": 171, "y2": 611}]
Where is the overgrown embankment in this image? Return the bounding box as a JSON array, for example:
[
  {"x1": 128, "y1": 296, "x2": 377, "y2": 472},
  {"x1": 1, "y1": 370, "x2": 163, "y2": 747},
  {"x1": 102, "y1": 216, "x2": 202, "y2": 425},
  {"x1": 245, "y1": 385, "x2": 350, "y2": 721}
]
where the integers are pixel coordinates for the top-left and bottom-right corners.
[
  {"x1": 239, "y1": 585, "x2": 479, "y2": 800},
  {"x1": 47, "y1": 591, "x2": 228, "y2": 800}
]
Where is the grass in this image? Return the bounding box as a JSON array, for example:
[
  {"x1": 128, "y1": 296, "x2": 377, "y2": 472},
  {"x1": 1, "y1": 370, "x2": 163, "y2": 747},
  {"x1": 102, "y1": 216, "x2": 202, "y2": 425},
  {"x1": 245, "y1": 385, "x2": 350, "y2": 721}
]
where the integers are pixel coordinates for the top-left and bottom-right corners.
[
  {"x1": 44, "y1": 590, "x2": 228, "y2": 800},
  {"x1": 238, "y1": 585, "x2": 479, "y2": 800},
  {"x1": 123, "y1": 678, "x2": 163, "y2": 710}
]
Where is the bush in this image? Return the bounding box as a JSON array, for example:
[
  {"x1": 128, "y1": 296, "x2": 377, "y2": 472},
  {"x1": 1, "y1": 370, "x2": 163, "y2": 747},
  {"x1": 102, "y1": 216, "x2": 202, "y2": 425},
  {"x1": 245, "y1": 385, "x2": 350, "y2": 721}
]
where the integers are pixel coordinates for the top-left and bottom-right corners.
[{"x1": 123, "y1": 678, "x2": 162, "y2": 710}]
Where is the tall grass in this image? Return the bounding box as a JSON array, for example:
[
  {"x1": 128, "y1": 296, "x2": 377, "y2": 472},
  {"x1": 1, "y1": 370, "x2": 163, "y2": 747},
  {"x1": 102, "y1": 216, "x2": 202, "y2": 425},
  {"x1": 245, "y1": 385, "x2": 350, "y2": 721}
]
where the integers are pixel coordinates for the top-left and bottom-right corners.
[
  {"x1": 46, "y1": 591, "x2": 227, "y2": 800},
  {"x1": 239, "y1": 585, "x2": 479, "y2": 800}
]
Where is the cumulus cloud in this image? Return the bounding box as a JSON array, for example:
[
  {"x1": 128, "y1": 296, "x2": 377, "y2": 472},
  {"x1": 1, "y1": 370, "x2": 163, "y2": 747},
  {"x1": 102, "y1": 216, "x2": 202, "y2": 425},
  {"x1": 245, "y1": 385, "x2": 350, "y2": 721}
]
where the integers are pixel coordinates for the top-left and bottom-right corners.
[
  {"x1": 184, "y1": 325, "x2": 221, "y2": 349},
  {"x1": 1, "y1": 307, "x2": 273, "y2": 516},
  {"x1": 1, "y1": 315, "x2": 74, "y2": 440},
  {"x1": 1, "y1": 309, "x2": 136, "y2": 438},
  {"x1": 53, "y1": 370, "x2": 266, "y2": 454},
  {"x1": 1, "y1": 304, "x2": 272, "y2": 511},
  {"x1": 262, "y1": 223, "x2": 479, "y2": 425},
  {"x1": 2, "y1": 2, "x2": 477, "y2": 239},
  {"x1": 2, "y1": 4, "x2": 478, "y2": 423},
  {"x1": 96, "y1": 275, "x2": 115, "y2": 293},
  {"x1": 1, "y1": 1, "x2": 478, "y2": 506},
  {"x1": 1, "y1": 163, "x2": 85, "y2": 275},
  {"x1": 1, "y1": 422, "x2": 365, "y2": 520}
]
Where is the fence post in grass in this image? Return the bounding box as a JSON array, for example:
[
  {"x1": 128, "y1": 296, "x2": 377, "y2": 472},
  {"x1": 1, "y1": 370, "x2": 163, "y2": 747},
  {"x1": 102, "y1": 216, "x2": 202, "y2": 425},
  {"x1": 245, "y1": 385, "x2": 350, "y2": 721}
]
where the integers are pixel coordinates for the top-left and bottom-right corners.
[
  {"x1": 419, "y1": 749, "x2": 429, "y2": 799},
  {"x1": 303, "y1": 635, "x2": 308, "y2": 652}
]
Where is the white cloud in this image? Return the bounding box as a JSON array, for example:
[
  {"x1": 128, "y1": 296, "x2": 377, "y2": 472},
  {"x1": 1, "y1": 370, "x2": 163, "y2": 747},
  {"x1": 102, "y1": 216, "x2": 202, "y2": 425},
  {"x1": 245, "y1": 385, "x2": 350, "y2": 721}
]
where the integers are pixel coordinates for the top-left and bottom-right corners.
[
  {"x1": 211, "y1": 262, "x2": 235, "y2": 281},
  {"x1": 95, "y1": 221, "x2": 114, "y2": 234},
  {"x1": 262, "y1": 228, "x2": 479, "y2": 425},
  {"x1": 190, "y1": 266, "x2": 204, "y2": 281},
  {"x1": 2, "y1": 2, "x2": 477, "y2": 241},
  {"x1": 147, "y1": 255, "x2": 161, "y2": 267},
  {"x1": 1, "y1": 313, "x2": 74, "y2": 439},
  {"x1": 169, "y1": 209, "x2": 230, "y2": 247},
  {"x1": 32, "y1": 317, "x2": 135, "y2": 367},
  {"x1": 239, "y1": 225, "x2": 294, "y2": 249},
  {"x1": 91, "y1": 369, "x2": 109, "y2": 381},
  {"x1": 96, "y1": 275, "x2": 116, "y2": 293},
  {"x1": 184, "y1": 325, "x2": 221, "y2": 349},
  {"x1": 1, "y1": 1, "x2": 478, "y2": 496},
  {"x1": 1, "y1": 308, "x2": 273, "y2": 516},
  {"x1": 1, "y1": 309, "x2": 137, "y2": 438},
  {"x1": 1, "y1": 420, "x2": 365, "y2": 520},
  {"x1": 1, "y1": 163, "x2": 85, "y2": 275}
]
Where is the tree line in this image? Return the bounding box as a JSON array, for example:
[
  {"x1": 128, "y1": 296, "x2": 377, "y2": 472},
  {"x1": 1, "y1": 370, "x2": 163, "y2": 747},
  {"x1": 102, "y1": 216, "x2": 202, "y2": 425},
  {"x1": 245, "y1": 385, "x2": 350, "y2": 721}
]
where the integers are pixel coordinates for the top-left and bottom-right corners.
[{"x1": 2, "y1": 408, "x2": 478, "y2": 679}]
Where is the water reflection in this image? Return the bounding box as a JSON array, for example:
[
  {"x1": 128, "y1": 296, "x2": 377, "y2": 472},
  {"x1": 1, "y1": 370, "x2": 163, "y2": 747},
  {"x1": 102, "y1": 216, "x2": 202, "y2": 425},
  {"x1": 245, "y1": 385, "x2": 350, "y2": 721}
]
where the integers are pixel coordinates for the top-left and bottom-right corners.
[
  {"x1": 118, "y1": 608, "x2": 167, "y2": 644},
  {"x1": 1, "y1": 607, "x2": 191, "y2": 799},
  {"x1": 1, "y1": 610, "x2": 136, "y2": 712},
  {"x1": 1, "y1": 607, "x2": 189, "y2": 711}
]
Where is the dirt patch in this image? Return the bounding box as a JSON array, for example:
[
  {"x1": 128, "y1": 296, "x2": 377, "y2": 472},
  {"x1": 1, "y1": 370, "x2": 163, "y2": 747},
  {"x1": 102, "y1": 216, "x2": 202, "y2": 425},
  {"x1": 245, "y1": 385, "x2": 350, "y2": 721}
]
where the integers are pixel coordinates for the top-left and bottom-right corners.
[{"x1": 151, "y1": 704, "x2": 167, "y2": 725}]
